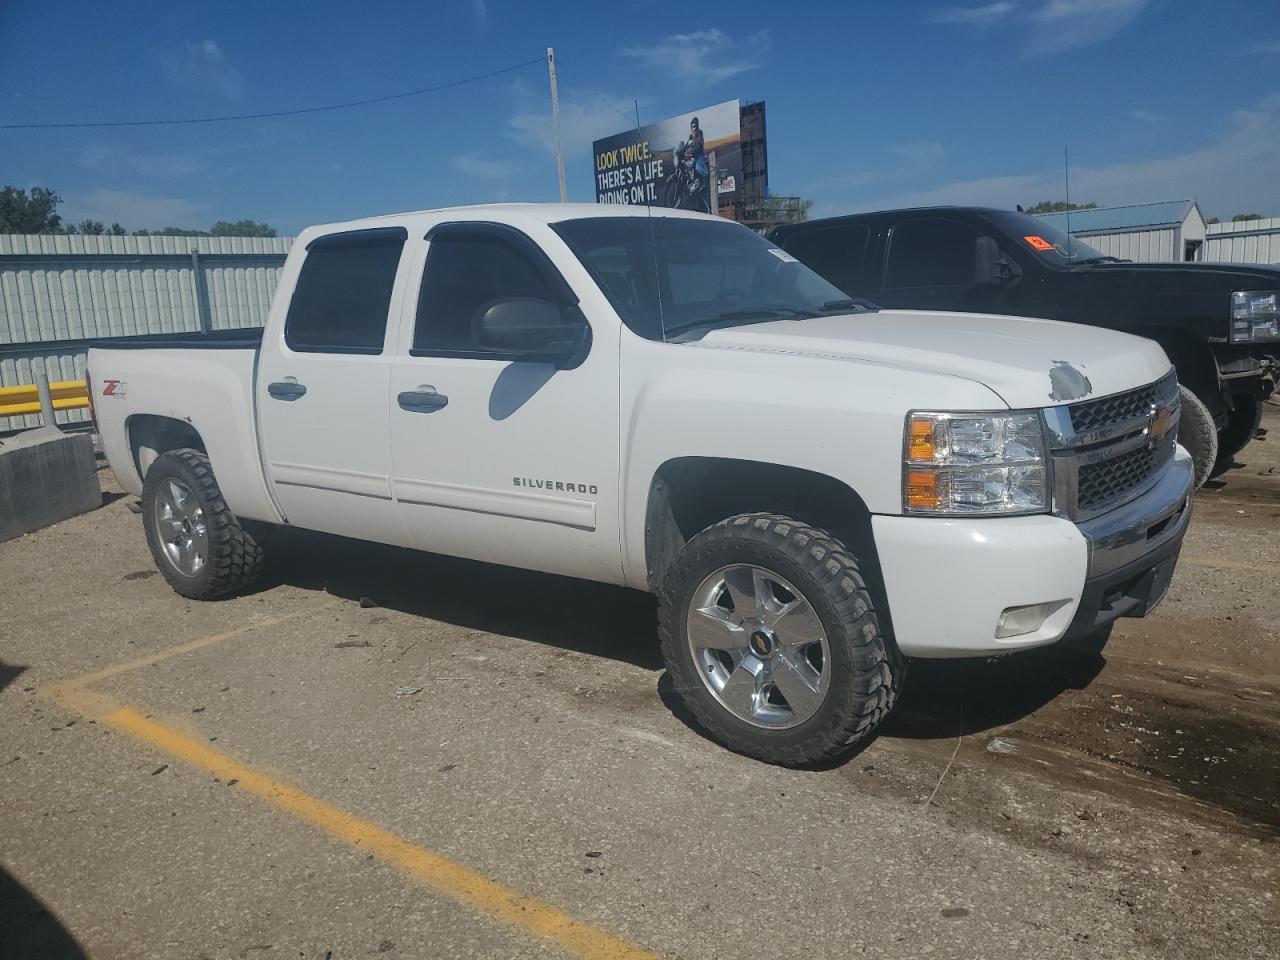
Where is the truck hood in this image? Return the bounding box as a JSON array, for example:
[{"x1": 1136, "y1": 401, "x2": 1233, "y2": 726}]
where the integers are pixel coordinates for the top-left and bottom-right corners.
[
  {"x1": 1082, "y1": 260, "x2": 1280, "y2": 288},
  {"x1": 691, "y1": 309, "x2": 1172, "y2": 410}
]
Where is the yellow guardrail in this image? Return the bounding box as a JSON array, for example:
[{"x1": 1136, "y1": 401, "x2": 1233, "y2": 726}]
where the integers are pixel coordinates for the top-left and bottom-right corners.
[{"x1": 0, "y1": 379, "x2": 90, "y2": 417}]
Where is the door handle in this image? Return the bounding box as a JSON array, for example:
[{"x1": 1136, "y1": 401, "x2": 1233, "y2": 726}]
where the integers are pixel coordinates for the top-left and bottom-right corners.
[
  {"x1": 267, "y1": 380, "x2": 307, "y2": 401},
  {"x1": 397, "y1": 386, "x2": 449, "y2": 413}
]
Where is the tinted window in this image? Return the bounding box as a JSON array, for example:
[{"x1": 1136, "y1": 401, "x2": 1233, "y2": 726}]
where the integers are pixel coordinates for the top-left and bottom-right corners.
[
  {"x1": 884, "y1": 219, "x2": 978, "y2": 289},
  {"x1": 284, "y1": 228, "x2": 406, "y2": 354},
  {"x1": 553, "y1": 216, "x2": 854, "y2": 341},
  {"x1": 414, "y1": 235, "x2": 560, "y2": 354},
  {"x1": 782, "y1": 223, "x2": 870, "y2": 293}
]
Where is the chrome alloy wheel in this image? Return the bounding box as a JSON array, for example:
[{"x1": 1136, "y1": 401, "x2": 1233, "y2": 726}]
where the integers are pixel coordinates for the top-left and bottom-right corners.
[
  {"x1": 153, "y1": 478, "x2": 209, "y2": 577},
  {"x1": 685, "y1": 564, "x2": 831, "y2": 729}
]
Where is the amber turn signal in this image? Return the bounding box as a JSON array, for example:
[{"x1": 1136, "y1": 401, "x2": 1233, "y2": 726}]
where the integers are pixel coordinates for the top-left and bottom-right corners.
[
  {"x1": 907, "y1": 417, "x2": 936, "y2": 463},
  {"x1": 905, "y1": 469, "x2": 943, "y2": 511}
]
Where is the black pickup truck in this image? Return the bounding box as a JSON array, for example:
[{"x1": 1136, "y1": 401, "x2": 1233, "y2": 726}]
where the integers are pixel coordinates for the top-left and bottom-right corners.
[{"x1": 770, "y1": 206, "x2": 1279, "y2": 486}]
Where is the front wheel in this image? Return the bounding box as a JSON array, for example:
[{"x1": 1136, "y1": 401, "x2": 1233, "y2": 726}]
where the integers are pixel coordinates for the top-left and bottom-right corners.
[
  {"x1": 658, "y1": 513, "x2": 903, "y2": 767},
  {"x1": 1177, "y1": 385, "x2": 1218, "y2": 490},
  {"x1": 141, "y1": 448, "x2": 268, "y2": 599},
  {"x1": 1212, "y1": 394, "x2": 1262, "y2": 477}
]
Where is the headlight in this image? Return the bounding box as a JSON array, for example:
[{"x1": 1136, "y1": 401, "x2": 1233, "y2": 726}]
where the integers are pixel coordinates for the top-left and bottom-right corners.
[
  {"x1": 903, "y1": 411, "x2": 1048, "y2": 516},
  {"x1": 1230, "y1": 290, "x2": 1280, "y2": 342}
]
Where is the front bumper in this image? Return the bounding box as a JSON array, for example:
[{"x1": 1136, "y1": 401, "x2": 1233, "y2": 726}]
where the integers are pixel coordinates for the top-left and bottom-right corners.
[
  {"x1": 1062, "y1": 445, "x2": 1193, "y2": 639},
  {"x1": 872, "y1": 446, "x2": 1194, "y2": 658}
]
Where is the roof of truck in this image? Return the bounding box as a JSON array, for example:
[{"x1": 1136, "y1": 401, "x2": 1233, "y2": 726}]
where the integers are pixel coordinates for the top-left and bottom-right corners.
[{"x1": 300, "y1": 202, "x2": 719, "y2": 239}]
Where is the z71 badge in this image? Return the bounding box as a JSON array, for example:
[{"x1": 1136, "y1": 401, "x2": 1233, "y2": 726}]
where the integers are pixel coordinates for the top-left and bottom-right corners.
[{"x1": 101, "y1": 379, "x2": 127, "y2": 398}]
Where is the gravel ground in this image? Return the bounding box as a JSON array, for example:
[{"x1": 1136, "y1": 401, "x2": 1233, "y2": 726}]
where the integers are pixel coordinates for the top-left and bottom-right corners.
[{"x1": 1, "y1": 408, "x2": 1277, "y2": 959}]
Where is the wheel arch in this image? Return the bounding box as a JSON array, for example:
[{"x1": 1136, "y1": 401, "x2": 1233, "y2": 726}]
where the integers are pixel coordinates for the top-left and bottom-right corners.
[
  {"x1": 643, "y1": 457, "x2": 884, "y2": 593},
  {"x1": 127, "y1": 414, "x2": 207, "y2": 483},
  {"x1": 1136, "y1": 329, "x2": 1223, "y2": 414}
]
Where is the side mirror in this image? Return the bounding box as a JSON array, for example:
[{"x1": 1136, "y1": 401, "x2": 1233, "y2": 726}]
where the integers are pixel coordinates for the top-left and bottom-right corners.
[
  {"x1": 975, "y1": 236, "x2": 1021, "y2": 287},
  {"x1": 474, "y1": 298, "x2": 589, "y2": 365}
]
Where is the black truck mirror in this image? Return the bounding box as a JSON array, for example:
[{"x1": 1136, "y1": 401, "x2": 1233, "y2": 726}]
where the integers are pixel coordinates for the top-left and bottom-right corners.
[
  {"x1": 475, "y1": 298, "x2": 590, "y2": 366},
  {"x1": 975, "y1": 236, "x2": 1020, "y2": 286}
]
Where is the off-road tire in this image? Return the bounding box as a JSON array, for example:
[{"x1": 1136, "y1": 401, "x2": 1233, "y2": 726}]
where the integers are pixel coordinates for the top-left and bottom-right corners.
[
  {"x1": 1178, "y1": 385, "x2": 1218, "y2": 490},
  {"x1": 1212, "y1": 394, "x2": 1262, "y2": 477},
  {"x1": 658, "y1": 513, "x2": 904, "y2": 767},
  {"x1": 141, "y1": 448, "x2": 268, "y2": 600}
]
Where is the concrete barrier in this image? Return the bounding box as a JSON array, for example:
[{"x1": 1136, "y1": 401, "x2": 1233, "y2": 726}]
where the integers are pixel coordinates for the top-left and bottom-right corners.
[{"x1": 0, "y1": 427, "x2": 101, "y2": 542}]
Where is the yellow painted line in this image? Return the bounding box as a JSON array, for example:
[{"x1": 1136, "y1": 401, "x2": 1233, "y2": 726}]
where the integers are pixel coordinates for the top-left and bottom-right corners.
[
  {"x1": 47, "y1": 611, "x2": 315, "y2": 694},
  {"x1": 43, "y1": 609, "x2": 656, "y2": 960},
  {"x1": 100, "y1": 706, "x2": 652, "y2": 960}
]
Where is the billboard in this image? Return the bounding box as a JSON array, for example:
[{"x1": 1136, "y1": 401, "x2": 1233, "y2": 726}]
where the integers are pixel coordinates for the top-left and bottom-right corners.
[{"x1": 592, "y1": 99, "x2": 743, "y2": 214}]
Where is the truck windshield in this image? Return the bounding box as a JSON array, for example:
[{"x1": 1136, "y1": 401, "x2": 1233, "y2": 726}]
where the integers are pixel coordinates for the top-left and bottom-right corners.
[
  {"x1": 983, "y1": 211, "x2": 1114, "y2": 265},
  {"x1": 552, "y1": 216, "x2": 874, "y2": 341}
]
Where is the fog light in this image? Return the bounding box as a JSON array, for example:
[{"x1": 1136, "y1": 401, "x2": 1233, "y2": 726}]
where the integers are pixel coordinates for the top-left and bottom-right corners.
[{"x1": 995, "y1": 602, "x2": 1057, "y2": 639}]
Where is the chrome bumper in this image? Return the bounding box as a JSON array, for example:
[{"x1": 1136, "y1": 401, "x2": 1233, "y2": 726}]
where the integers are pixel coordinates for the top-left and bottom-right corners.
[
  {"x1": 1078, "y1": 446, "x2": 1194, "y2": 579},
  {"x1": 1063, "y1": 447, "x2": 1194, "y2": 639}
]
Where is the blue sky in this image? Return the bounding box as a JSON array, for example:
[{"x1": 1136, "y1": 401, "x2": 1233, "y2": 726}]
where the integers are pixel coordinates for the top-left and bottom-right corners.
[{"x1": 2, "y1": 0, "x2": 1277, "y2": 235}]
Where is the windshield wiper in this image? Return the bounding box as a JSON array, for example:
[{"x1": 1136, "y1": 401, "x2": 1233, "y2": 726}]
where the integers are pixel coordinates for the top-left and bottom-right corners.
[
  {"x1": 665, "y1": 306, "x2": 818, "y2": 335},
  {"x1": 1070, "y1": 255, "x2": 1127, "y2": 264},
  {"x1": 820, "y1": 298, "x2": 879, "y2": 313},
  {"x1": 717, "y1": 306, "x2": 819, "y2": 321}
]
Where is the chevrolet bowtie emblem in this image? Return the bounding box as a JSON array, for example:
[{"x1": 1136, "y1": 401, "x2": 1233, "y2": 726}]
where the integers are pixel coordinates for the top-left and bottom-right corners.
[{"x1": 1149, "y1": 405, "x2": 1173, "y2": 443}]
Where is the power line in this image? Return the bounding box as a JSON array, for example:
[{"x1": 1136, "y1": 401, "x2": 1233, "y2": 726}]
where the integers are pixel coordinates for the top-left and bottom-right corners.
[{"x1": 0, "y1": 57, "x2": 544, "y2": 130}]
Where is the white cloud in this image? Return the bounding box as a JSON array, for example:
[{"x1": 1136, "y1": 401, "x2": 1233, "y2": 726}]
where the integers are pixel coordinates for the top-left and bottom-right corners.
[
  {"x1": 80, "y1": 146, "x2": 205, "y2": 177},
  {"x1": 1248, "y1": 40, "x2": 1280, "y2": 54},
  {"x1": 1129, "y1": 108, "x2": 1162, "y2": 126},
  {"x1": 470, "y1": 0, "x2": 488, "y2": 25},
  {"x1": 1026, "y1": 0, "x2": 1148, "y2": 55},
  {"x1": 810, "y1": 93, "x2": 1280, "y2": 221},
  {"x1": 888, "y1": 142, "x2": 946, "y2": 167},
  {"x1": 620, "y1": 29, "x2": 770, "y2": 85},
  {"x1": 930, "y1": 0, "x2": 1148, "y2": 55},
  {"x1": 162, "y1": 40, "x2": 244, "y2": 99},
  {"x1": 64, "y1": 189, "x2": 205, "y2": 231},
  {"x1": 451, "y1": 152, "x2": 515, "y2": 180},
  {"x1": 507, "y1": 87, "x2": 633, "y2": 157},
  {"x1": 931, "y1": 3, "x2": 1015, "y2": 25}
]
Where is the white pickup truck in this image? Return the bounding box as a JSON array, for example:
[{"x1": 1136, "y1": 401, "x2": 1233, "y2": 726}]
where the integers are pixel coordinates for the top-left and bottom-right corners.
[{"x1": 89, "y1": 203, "x2": 1192, "y2": 766}]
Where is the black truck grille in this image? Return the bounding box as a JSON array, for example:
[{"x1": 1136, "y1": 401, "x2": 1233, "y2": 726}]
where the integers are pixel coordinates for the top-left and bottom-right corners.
[
  {"x1": 1056, "y1": 373, "x2": 1180, "y2": 518},
  {"x1": 1077, "y1": 444, "x2": 1157, "y2": 511},
  {"x1": 1069, "y1": 372, "x2": 1176, "y2": 434}
]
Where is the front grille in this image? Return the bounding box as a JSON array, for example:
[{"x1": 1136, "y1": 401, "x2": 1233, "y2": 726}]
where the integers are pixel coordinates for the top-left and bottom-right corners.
[
  {"x1": 1077, "y1": 444, "x2": 1157, "y2": 510},
  {"x1": 1050, "y1": 372, "x2": 1180, "y2": 519},
  {"x1": 1069, "y1": 372, "x2": 1176, "y2": 434}
]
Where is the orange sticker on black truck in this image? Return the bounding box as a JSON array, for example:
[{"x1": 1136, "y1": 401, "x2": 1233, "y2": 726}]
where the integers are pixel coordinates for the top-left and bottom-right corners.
[{"x1": 1023, "y1": 235, "x2": 1054, "y2": 251}]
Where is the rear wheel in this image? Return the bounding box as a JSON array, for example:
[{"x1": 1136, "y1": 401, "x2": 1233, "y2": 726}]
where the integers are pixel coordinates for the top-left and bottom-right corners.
[
  {"x1": 1212, "y1": 394, "x2": 1262, "y2": 477},
  {"x1": 658, "y1": 513, "x2": 903, "y2": 767},
  {"x1": 142, "y1": 448, "x2": 268, "y2": 599},
  {"x1": 1177, "y1": 385, "x2": 1218, "y2": 489}
]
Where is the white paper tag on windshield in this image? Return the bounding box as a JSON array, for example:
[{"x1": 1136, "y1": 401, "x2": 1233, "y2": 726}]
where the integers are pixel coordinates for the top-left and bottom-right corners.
[{"x1": 767, "y1": 248, "x2": 798, "y2": 263}]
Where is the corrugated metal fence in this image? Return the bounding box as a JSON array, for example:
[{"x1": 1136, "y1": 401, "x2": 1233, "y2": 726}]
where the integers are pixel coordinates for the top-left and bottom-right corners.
[
  {"x1": 0, "y1": 233, "x2": 293, "y2": 431},
  {"x1": 1204, "y1": 218, "x2": 1280, "y2": 265}
]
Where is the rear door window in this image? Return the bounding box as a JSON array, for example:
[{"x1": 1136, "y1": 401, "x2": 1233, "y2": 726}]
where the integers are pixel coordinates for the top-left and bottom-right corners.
[{"x1": 284, "y1": 227, "x2": 407, "y2": 354}]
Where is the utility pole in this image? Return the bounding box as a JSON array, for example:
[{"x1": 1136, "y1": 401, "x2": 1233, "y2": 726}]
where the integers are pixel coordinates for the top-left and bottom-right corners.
[{"x1": 547, "y1": 47, "x2": 567, "y2": 203}]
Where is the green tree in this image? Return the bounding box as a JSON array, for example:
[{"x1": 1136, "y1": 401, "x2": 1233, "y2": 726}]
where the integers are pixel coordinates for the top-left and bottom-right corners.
[
  {"x1": 108, "y1": 223, "x2": 127, "y2": 236},
  {"x1": 1231, "y1": 213, "x2": 1263, "y2": 222},
  {"x1": 0, "y1": 185, "x2": 64, "y2": 233},
  {"x1": 1024, "y1": 200, "x2": 1098, "y2": 215},
  {"x1": 76, "y1": 219, "x2": 106, "y2": 235},
  {"x1": 210, "y1": 219, "x2": 277, "y2": 238}
]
